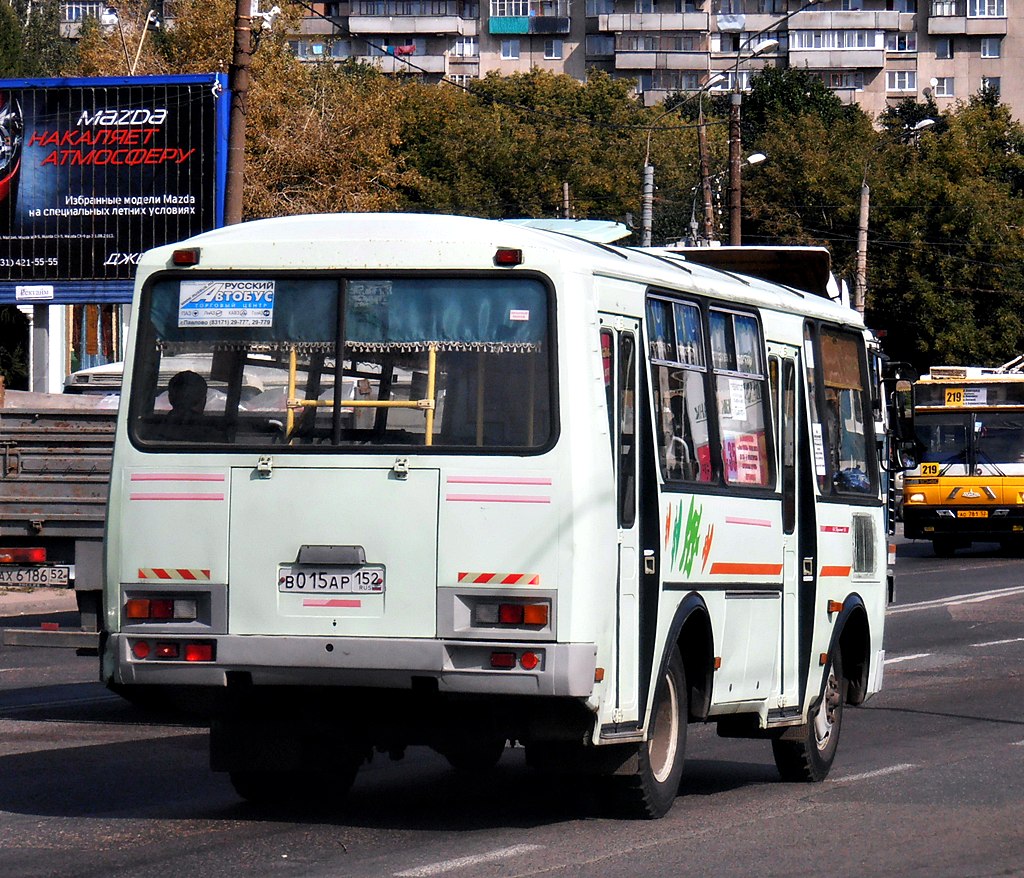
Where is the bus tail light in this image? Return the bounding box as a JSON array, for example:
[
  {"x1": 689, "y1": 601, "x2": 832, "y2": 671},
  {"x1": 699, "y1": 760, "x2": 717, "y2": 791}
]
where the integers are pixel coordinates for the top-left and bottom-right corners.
[
  {"x1": 490, "y1": 651, "x2": 517, "y2": 669},
  {"x1": 0, "y1": 547, "x2": 46, "y2": 563},
  {"x1": 185, "y1": 642, "x2": 215, "y2": 662},
  {"x1": 474, "y1": 601, "x2": 550, "y2": 628},
  {"x1": 124, "y1": 597, "x2": 199, "y2": 622}
]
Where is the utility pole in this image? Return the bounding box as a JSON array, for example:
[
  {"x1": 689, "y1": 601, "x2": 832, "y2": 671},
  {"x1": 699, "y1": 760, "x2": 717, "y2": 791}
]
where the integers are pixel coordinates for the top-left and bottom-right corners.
[
  {"x1": 562, "y1": 181, "x2": 571, "y2": 219},
  {"x1": 224, "y1": 0, "x2": 252, "y2": 226},
  {"x1": 697, "y1": 100, "x2": 714, "y2": 242},
  {"x1": 854, "y1": 179, "x2": 869, "y2": 316},
  {"x1": 641, "y1": 164, "x2": 654, "y2": 247},
  {"x1": 728, "y1": 92, "x2": 742, "y2": 246}
]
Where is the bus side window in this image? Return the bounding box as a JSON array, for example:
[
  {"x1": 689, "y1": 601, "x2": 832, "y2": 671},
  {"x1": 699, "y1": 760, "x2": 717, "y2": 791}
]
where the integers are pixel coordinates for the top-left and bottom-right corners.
[{"x1": 647, "y1": 297, "x2": 712, "y2": 484}]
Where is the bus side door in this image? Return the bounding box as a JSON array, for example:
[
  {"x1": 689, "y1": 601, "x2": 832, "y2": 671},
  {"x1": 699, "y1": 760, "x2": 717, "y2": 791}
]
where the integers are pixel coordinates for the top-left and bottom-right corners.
[
  {"x1": 600, "y1": 318, "x2": 642, "y2": 721},
  {"x1": 769, "y1": 344, "x2": 804, "y2": 708}
]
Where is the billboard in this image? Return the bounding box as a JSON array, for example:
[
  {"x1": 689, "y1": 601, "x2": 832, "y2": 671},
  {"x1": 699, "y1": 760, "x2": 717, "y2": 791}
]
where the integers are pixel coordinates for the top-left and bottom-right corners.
[{"x1": 0, "y1": 74, "x2": 228, "y2": 305}]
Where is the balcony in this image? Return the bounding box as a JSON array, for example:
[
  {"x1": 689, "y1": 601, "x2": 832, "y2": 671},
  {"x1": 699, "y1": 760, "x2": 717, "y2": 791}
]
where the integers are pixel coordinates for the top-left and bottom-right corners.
[
  {"x1": 356, "y1": 52, "x2": 449, "y2": 72},
  {"x1": 788, "y1": 48, "x2": 885, "y2": 68},
  {"x1": 349, "y1": 0, "x2": 476, "y2": 34},
  {"x1": 788, "y1": 9, "x2": 901, "y2": 29},
  {"x1": 614, "y1": 50, "x2": 707, "y2": 70},
  {"x1": 927, "y1": 3, "x2": 1007, "y2": 33},
  {"x1": 598, "y1": 12, "x2": 708, "y2": 31}
]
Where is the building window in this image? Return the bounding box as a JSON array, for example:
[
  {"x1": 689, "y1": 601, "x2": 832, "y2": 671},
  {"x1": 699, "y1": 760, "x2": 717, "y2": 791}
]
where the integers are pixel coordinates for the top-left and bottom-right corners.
[
  {"x1": 452, "y1": 35, "x2": 478, "y2": 56},
  {"x1": 447, "y1": 74, "x2": 475, "y2": 87},
  {"x1": 757, "y1": 0, "x2": 785, "y2": 11},
  {"x1": 491, "y1": 0, "x2": 529, "y2": 14},
  {"x1": 330, "y1": 39, "x2": 353, "y2": 58},
  {"x1": 886, "y1": 70, "x2": 917, "y2": 91},
  {"x1": 841, "y1": 0, "x2": 863, "y2": 9},
  {"x1": 501, "y1": 38, "x2": 520, "y2": 59},
  {"x1": 586, "y1": 34, "x2": 615, "y2": 54},
  {"x1": 585, "y1": 0, "x2": 615, "y2": 13},
  {"x1": 543, "y1": 38, "x2": 563, "y2": 59},
  {"x1": 981, "y1": 75, "x2": 1000, "y2": 93},
  {"x1": 933, "y1": 76, "x2": 954, "y2": 96},
  {"x1": 935, "y1": 37, "x2": 953, "y2": 58},
  {"x1": 824, "y1": 70, "x2": 865, "y2": 89},
  {"x1": 968, "y1": 0, "x2": 1004, "y2": 15},
  {"x1": 980, "y1": 36, "x2": 1001, "y2": 57},
  {"x1": 886, "y1": 32, "x2": 917, "y2": 51},
  {"x1": 792, "y1": 30, "x2": 882, "y2": 50},
  {"x1": 886, "y1": 0, "x2": 916, "y2": 10}
]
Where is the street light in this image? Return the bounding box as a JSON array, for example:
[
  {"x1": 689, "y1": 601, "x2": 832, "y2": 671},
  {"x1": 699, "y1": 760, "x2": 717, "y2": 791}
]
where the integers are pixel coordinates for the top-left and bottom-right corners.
[
  {"x1": 727, "y1": 38, "x2": 777, "y2": 245},
  {"x1": 640, "y1": 72, "x2": 725, "y2": 247}
]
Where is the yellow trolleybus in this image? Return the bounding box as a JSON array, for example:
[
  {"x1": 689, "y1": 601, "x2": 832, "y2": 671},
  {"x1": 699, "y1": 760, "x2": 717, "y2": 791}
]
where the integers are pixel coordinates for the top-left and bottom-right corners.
[{"x1": 904, "y1": 361, "x2": 1024, "y2": 556}]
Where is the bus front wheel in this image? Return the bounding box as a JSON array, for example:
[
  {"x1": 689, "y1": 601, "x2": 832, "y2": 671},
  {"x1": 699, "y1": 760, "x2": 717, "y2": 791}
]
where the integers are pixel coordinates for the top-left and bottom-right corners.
[
  {"x1": 772, "y1": 652, "x2": 845, "y2": 782},
  {"x1": 613, "y1": 647, "x2": 687, "y2": 818}
]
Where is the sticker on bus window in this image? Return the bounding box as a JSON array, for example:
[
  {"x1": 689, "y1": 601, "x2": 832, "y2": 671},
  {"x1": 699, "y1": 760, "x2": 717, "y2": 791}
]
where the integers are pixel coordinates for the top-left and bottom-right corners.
[
  {"x1": 178, "y1": 280, "x2": 275, "y2": 328},
  {"x1": 728, "y1": 378, "x2": 747, "y2": 420},
  {"x1": 509, "y1": 309, "x2": 530, "y2": 321},
  {"x1": 812, "y1": 422, "x2": 827, "y2": 475},
  {"x1": 921, "y1": 462, "x2": 939, "y2": 476}
]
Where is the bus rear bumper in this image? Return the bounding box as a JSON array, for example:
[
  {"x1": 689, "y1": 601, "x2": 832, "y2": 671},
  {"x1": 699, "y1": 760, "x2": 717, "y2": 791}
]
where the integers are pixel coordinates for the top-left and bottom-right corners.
[{"x1": 105, "y1": 633, "x2": 597, "y2": 698}]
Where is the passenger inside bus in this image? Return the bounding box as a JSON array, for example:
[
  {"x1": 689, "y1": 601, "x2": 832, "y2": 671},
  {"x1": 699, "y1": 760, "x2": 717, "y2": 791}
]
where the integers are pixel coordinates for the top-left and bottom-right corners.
[{"x1": 156, "y1": 370, "x2": 221, "y2": 441}]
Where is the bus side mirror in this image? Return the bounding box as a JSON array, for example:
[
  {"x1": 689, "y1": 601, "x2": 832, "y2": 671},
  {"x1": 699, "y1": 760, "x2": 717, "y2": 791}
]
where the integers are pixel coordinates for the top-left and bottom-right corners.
[{"x1": 888, "y1": 379, "x2": 922, "y2": 471}]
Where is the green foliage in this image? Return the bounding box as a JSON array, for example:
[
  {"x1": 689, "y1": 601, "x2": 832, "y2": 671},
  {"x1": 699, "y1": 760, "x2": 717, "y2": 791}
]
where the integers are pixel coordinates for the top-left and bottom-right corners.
[
  {"x1": 742, "y1": 66, "x2": 859, "y2": 142},
  {"x1": 1, "y1": 0, "x2": 77, "y2": 76}
]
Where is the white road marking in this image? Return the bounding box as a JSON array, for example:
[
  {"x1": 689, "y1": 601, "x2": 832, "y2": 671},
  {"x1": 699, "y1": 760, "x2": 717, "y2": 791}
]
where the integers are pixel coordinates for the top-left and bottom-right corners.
[
  {"x1": 971, "y1": 637, "x2": 1024, "y2": 648},
  {"x1": 837, "y1": 763, "x2": 916, "y2": 783},
  {"x1": 884, "y1": 652, "x2": 931, "y2": 665},
  {"x1": 888, "y1": 584, "x2": 1024, "y2": 615},
  {"x1": 395, "y1": 844, "x2": 545, "y2": 877}
]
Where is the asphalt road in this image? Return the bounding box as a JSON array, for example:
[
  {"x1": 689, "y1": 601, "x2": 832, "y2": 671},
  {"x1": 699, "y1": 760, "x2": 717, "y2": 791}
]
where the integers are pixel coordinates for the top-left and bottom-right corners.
[{"x1": 1, "y1": 533, "x2": 1023, "y2": 878}]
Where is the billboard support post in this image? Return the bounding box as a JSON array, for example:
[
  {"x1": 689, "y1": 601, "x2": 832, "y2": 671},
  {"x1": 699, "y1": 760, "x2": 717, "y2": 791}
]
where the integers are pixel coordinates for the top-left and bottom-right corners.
[{"x1": 224, "y1": 0, "x2": 252, "y2": 226}]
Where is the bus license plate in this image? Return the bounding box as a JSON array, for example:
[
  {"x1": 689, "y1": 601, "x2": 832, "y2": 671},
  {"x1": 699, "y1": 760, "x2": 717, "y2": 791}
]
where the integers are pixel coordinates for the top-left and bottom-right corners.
[
  {"x1": 278, "y1": 565, "x2": 385, "y2": 594},
  {"x1": 0, "y1": 566, "x2": 71, "y2": 586},
  {"x1": 956, "y1": 510, "x2": 988, "y2": 518}
]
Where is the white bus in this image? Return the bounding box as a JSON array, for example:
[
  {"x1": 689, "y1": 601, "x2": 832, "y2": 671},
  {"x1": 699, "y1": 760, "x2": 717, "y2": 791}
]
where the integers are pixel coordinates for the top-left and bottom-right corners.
[{"x1": 101, "y1": 214, "x2": 901, "y2": 818}]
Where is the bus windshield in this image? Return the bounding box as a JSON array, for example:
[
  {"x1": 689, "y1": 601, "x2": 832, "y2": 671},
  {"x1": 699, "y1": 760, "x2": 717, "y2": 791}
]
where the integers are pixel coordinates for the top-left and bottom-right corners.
[
  {"x1": 916, "y1": 410, "x2": 1024, "y2": 468},
  {"x1": 129, "y1": 275, "x2": 554, "y2": 451}
]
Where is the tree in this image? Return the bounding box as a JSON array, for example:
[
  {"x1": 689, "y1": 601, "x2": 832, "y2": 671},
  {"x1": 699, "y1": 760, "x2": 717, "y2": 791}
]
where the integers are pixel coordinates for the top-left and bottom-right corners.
[
  {"x1": 74, "y1": 0, "x2": 412, "y2": 219},
  {"x1": 0, "y1": 0, "x2": 78, "y2": 77}
]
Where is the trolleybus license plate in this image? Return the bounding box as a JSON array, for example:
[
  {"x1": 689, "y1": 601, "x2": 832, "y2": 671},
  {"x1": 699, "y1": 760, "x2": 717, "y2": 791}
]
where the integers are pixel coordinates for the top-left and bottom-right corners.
[
  {"x1": 0, "y1": 566, "x2": 70, "y2": 586},
  {"x1": 278, "y1": 565, "x2": 385, "y2": 593},
  {"x1": 956, "y1": 510, "x2": 988, "y2": 518}
]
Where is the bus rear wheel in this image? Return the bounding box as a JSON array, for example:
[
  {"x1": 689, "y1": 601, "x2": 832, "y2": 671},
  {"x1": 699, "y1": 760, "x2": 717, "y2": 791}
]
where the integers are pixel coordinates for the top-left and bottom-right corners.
[
  {"x1": 772, "y1": 652, "x2": 845, "y2": 782},
  {"x1": 612, "y1": 647, "x2": 687, "y2": 818}
]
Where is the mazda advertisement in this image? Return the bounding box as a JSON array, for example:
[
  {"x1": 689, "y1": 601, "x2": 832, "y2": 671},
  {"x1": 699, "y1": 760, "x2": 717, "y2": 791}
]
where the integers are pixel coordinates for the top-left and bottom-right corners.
[{"x1": 0, "y1": 75, "x2": 227, "y2": 289}]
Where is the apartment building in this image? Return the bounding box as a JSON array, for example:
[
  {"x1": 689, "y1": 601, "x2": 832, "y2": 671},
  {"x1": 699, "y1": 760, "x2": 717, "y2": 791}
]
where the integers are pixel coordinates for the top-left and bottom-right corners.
[
  {"x1": 288, "y1": 0, "x2": 1021, "y2": 116},
  {"x1": 54, "y1": 0, "x2": 1020, "y2": 118}
]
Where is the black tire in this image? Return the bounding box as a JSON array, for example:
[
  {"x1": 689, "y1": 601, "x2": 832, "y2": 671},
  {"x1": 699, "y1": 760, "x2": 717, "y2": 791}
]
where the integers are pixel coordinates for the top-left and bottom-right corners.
[
  {"x1": 933, "y1": 538, "x2": 957, "y2": 557},
  {"x1": 611, "y1": 647, "x2": 687, "y2": 818},
  {"x1": 439, "y1": 736, "x2": 507, "y2": 772},
  {"x1": 772, "y1": 652, "x2": 846, "y2": 782}
]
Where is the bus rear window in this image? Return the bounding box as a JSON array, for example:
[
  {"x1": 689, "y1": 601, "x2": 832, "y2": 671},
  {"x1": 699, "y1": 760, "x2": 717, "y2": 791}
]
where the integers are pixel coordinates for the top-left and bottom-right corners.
[{"x1": 129, "y1": 275, "x2": 554, "y2": 452}]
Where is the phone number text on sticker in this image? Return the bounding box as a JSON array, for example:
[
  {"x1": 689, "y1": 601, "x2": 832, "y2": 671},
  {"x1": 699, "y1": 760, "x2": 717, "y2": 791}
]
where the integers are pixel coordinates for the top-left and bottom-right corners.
[{"x1": 278, "y1": 565, "x2": 385, "y2": 594}]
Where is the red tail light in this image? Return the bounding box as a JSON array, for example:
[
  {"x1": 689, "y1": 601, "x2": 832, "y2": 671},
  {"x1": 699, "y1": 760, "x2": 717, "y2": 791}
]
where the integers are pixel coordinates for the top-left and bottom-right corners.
[
  {"x1": 0, "y1": 547, "x2": 46, "y2": 564},
  {"x1": 490, "y1": 651, "x2": 516, "y2": 669},
  {"x1": 184, "y1": 642, "x2": 215, "y2": 662}
]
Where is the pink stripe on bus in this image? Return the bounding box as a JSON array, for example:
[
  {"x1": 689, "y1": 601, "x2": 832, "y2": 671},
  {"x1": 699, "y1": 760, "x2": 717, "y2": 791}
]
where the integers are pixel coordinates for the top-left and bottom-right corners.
[
  {"x1": 131, "y1": 473, "x2": 225, "y2": 482},
  {"x1": 129, "y1": 493, "x2": 225, "y2": 501},
  {"x1": 445, "y1": 494, "x2": 551, "y2": 504},
  {"x1": 447, "y1": 476, "x2": 553, "y2": 486}
]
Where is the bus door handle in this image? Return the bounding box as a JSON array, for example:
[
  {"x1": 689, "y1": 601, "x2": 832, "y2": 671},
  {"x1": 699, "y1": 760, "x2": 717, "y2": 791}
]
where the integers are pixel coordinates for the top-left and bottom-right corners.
[
  {"x1": 644, "y1": 549, "x2": 656, "y2": 575},
  {"x1": 802, "y1": 557, "x2": 815, "y2": 581}
]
